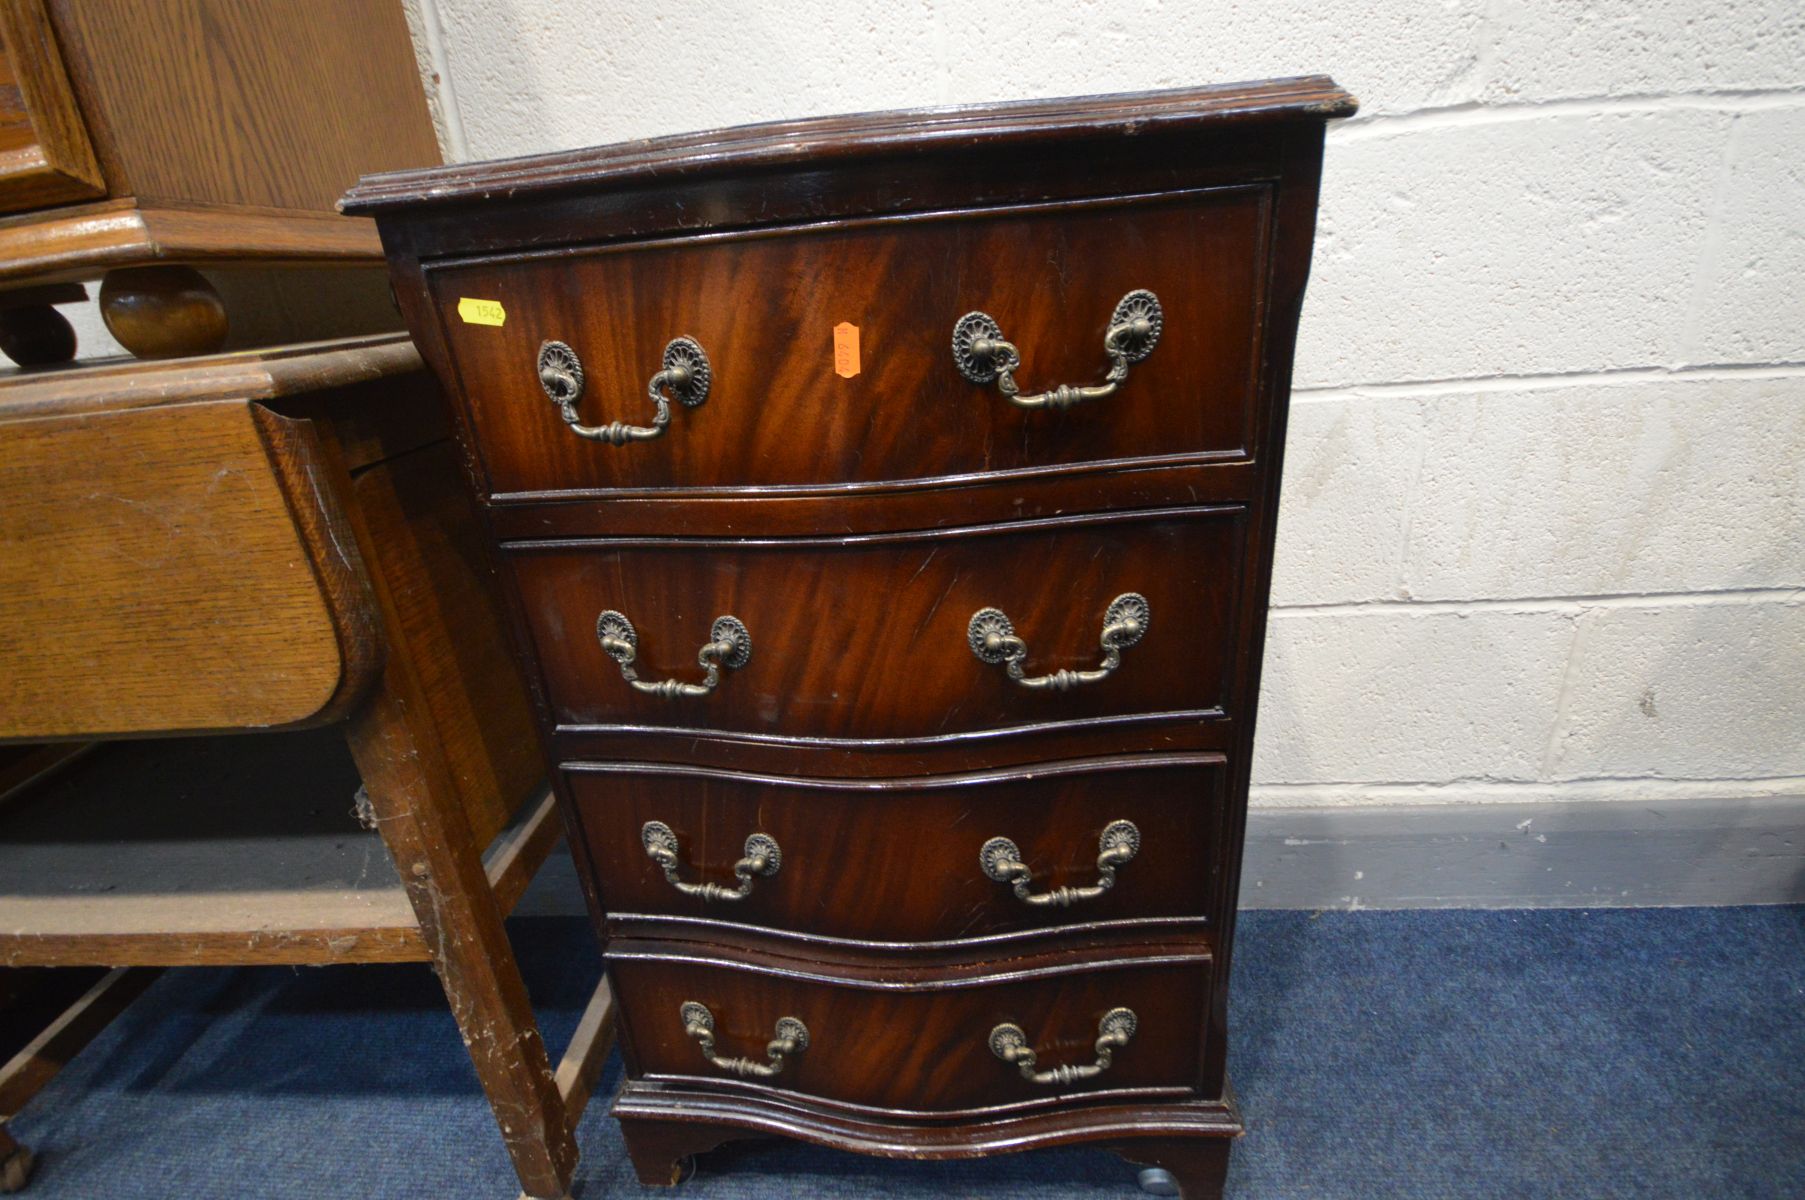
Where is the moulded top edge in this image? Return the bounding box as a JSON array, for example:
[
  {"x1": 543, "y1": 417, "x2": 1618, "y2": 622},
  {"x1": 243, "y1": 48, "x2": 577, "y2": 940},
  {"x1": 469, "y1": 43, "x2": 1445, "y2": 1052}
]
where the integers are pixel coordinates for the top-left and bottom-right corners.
[{"x1": 341, "y1": 77, "x2": 1357, "y2": 215}]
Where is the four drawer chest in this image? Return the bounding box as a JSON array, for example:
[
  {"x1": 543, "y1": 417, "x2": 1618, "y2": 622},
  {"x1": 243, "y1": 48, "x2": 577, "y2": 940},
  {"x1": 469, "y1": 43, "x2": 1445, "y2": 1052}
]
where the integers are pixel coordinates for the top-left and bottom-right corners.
[{"x1": 345, "y1": 77, "x2": 1356, "y2": 1199}]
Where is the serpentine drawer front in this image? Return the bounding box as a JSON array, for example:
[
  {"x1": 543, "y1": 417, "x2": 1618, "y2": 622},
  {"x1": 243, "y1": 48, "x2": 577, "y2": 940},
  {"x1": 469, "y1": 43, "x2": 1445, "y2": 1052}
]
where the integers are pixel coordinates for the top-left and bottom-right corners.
[
  {"x1": 607, "y1": 942, "x2": 1212, "y2": 1116},
  {"x1": 429, "y1": 188, "x2": 1268, "y2": 497},
  {"x1": 347, "y1": 77, "x2": 1354, "y2": 1198},
  {"x1": 505, "y1": 506, "x2": 1246, "y2": 742},
  {"x1": 567, "y1": 754, "x2": 1226, "y2": 946}
]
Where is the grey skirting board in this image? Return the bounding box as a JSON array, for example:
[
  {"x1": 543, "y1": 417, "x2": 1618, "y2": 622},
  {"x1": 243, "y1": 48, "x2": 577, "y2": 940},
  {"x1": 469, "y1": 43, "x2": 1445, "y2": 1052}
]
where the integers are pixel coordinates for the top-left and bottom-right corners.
[{"x1": 1239, "y1": 794, "x2": 1805, "y2": 909}]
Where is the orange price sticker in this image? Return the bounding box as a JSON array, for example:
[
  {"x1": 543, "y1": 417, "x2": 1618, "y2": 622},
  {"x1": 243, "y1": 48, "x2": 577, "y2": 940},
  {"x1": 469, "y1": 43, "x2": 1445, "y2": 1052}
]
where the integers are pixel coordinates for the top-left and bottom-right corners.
[{"x1": 833, "y1": 321, "x2": 860, "y2": 378}]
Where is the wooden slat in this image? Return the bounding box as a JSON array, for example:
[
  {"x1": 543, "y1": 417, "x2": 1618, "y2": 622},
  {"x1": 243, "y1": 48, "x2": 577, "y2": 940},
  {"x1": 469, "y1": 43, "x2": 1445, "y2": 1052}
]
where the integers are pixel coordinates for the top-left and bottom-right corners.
[
  {"x1": 552, "y1": 976, "x2": 615, "y2": 1118},
  {"x1": 0, "y1": 743, "x2": 91, "y2": 805},
  {"x1": 0, "y1": 733, "x2": 430, "y2": 968},
  {"x1": 0, "y1": 967, "x2": 157, "y2": 1118},
  {"x1": 1, "y1": 927, "x2": 429, "y2": 969},
  {"x1": 485, "y1": 788, "x2": 561, "y2": 918},
  {"x1": 0, "y1": 734, "x2": 563, "y2": 969}
]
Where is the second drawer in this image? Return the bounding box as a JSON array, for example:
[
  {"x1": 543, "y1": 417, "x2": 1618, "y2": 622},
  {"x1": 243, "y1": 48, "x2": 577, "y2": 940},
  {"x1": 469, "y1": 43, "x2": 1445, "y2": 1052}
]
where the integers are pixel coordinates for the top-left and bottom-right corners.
[
  {"x1": 508, "y1": 504, "x2": 1247, "y2": 745},
  {"x1": 569, "y1": 753, "x2": 1225, "y2": 946}
]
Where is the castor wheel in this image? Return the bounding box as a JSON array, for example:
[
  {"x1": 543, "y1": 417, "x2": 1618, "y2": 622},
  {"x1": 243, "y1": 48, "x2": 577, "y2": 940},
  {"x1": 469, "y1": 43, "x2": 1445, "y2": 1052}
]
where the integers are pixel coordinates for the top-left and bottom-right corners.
[
  {"x1": 0, "y1": 1138, "x2": 36, "y2": 1193},
  {"x1": 673, "y1": 1155, "x2": 697, "y2": 1184},
  {"x1": 1138, "y1": 1166, "x2": 1181, "y2": 1196}
]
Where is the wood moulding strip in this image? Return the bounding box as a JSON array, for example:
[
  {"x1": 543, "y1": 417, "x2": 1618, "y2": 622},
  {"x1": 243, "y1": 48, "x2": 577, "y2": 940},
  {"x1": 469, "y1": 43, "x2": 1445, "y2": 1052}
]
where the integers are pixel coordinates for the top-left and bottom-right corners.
[{"x1": 0, "y1": 200, "x2": 384, "y2": 286}]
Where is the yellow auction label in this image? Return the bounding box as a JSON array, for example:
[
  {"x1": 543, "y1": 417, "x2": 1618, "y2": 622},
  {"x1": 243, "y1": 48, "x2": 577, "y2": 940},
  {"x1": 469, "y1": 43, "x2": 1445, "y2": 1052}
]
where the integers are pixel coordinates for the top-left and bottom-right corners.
[{"x1": 457, "y1": 297, "x2": 506, "y2": 327}]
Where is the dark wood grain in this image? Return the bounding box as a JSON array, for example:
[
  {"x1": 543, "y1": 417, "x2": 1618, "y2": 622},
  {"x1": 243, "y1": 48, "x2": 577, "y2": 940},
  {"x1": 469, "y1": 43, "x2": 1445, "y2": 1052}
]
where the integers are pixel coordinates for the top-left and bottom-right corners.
[
  {"x1": 507, "y1": 506, "x2": 1245, "y2": 744},
  {"x1": 484, "y1": 458, "x2": 1261, "y2": 540},
  {"x1": 0, "y1": 1122, "x2": 31, "y2": 1190},
  {"x1": 433, "y1": 187, "x2": 1267, "y2": 496},
  {"x1": 551, "y1": 709, "x2": 1235, "y2": 781},
  {"x1": 1198, "y1": 121, "x2": 1335, "y2": 1100},
  {"x1": 608, "y1": 939, "x2": 1212, "y2": 1116},
  {"x1": 568, "y1": 754, "x2": 1224, "y2": 946}
]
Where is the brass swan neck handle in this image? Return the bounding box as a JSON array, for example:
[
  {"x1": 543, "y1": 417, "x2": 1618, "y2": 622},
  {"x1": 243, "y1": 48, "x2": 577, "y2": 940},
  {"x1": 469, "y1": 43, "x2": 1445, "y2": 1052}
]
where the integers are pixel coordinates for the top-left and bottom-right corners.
[
  {"x1": 981, "y1": 820, "x2": 1140, "y2": 908},
  {"x1": 967, "y1": 593, "x2": 1149, "y2": 691},
  {"x1": 641, "y1": 821, "x2": 780, "y2": 902},
  {"x1": 990, "y1": 1008, "x2": 1137, "y2": 1087},
  {"x1": 680, "y1": 1003, "x2": 808, "y2": 1079},
  {"x1": 538, "y1": 336, "x2": 711, "y2": 444},
  {"x1": 596, "y1": 610, "x2": 750, "y2": 698},
  {"x1": 952, "y1": 290, "x2": 1162, "y2": 410}
]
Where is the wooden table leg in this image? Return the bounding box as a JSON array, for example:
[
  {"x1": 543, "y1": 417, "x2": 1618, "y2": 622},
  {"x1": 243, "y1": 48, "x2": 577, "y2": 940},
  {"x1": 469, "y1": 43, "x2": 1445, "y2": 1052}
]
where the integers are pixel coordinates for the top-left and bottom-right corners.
[
  {"x1": 0, "y1": 1125, "x2": 32, "y2": 1193},
  {"x1": 309, "y1": 392, "x2": 580, "y2": 1197},
  {"x1": 0, "y1": 968, "x2": 161, "y2": 1122},
  {"x1": 347, "y1": 690, "x2": 577, "y2": 1199}
]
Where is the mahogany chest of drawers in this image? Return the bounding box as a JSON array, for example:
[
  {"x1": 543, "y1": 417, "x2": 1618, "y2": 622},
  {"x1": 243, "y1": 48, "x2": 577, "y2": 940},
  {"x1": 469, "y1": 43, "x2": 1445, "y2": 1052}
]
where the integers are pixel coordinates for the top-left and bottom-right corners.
[{"x1": 346, "y1": 77, "x2": 1355, "y2": 1199}]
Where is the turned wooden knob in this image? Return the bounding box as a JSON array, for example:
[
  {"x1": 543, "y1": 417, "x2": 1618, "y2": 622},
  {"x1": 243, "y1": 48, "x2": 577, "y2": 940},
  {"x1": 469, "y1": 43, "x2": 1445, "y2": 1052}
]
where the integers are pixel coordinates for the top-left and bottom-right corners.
[
  {"x1": 0, "y1": 282, "x2": 86, "y2": 367},
  {"x1": 99, "y1": 266, "x2": 229, "y2": 359},
  {"x1": 0, "y1": 304, "x2": 77, "y2": 366}
]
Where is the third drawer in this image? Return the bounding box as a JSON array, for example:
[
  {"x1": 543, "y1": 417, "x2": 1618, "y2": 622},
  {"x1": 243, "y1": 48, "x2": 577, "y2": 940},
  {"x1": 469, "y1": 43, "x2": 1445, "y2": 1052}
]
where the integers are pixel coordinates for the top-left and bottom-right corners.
[{"x1": 569, "y1": 752, "x2": 1225, "y2": 947}]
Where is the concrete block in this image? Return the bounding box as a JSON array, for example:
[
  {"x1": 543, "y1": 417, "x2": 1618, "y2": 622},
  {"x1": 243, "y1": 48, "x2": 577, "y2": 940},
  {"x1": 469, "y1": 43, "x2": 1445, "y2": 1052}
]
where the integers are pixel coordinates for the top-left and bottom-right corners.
[
  {"x1": 1271, "y1": 396, "x2": 1423, "y2": 606},
  {"x1": 1481, "y1": 1, "x2": 1805, "y2": 104},
  {"x1": 1253, "y1": 609, "x2": 1574, "y2": 784},
  {"x1": 1403, "y1": 374, "x2": 1805, "y2": 600},
  {"x1": 1275, "y1": 374, "x2": 1805, "y2": 606},
  {"x1": 1686, "y1": 107, "x2": 1805, "y2": 365},
  {"x1": 894, "y1": 0, "x2": 1486, "y2": 119},
  {"x1": 425, "y1": 0, "x2": 1486, "y2": 160},
  {"x1": 1299, "y1": 109, "x2": 1730, "y2": 388},
  {"x1": 1546, "y1": 598, "x2": 1805, "y2": 780}
]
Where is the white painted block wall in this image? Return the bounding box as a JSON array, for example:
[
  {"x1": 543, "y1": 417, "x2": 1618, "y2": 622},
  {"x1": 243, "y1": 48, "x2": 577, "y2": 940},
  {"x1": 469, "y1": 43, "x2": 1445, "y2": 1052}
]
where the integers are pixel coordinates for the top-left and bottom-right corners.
[{"x1": 390, "y1": 0, "x2": 1803, "y2": 815}]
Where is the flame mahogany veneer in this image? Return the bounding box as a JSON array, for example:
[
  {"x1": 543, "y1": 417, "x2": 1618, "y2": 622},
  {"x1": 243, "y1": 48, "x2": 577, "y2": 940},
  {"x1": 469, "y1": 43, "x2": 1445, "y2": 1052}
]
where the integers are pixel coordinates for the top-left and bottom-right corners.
[{"x1": 346, "y1": 76, "x2": 1355, "y2": 1199}]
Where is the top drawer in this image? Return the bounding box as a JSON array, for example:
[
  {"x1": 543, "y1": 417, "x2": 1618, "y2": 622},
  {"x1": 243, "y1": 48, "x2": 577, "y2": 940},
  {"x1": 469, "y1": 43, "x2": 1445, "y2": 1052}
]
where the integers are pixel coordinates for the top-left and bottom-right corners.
[{"x1": 429, "y1": 186, "x2": 1270, "y2": 497}]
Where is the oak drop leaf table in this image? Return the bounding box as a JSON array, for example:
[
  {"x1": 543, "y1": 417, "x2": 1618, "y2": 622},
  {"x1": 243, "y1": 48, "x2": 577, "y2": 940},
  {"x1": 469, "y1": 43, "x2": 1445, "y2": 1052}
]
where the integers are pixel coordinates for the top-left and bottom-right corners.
[{"x1": 0, "y1": 334, "x2": 611, "y2": 1199}]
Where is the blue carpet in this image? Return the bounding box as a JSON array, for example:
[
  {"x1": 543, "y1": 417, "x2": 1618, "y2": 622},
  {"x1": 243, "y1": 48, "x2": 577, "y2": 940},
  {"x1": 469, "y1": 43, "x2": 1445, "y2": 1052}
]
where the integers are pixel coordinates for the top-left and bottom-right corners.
[{"x1": 9, "y1": 907, "x2": 1804, "y2": 1198}]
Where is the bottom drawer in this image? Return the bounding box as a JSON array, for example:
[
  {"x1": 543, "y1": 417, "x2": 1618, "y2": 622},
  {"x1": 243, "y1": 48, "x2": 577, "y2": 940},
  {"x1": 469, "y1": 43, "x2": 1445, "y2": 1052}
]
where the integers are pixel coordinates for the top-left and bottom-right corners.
[{"x1": 609, "y1": 941, "x2": 1210, "y2": 1117}]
